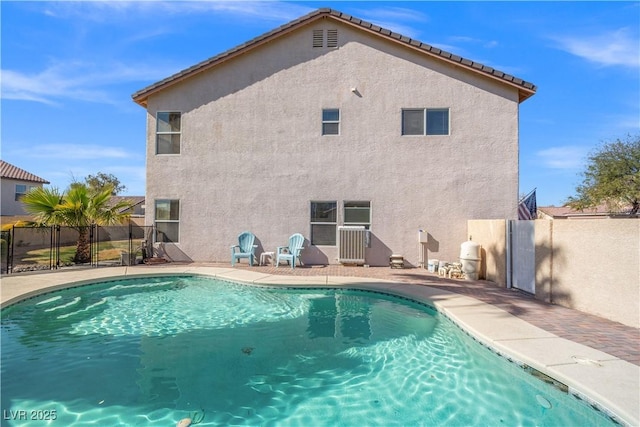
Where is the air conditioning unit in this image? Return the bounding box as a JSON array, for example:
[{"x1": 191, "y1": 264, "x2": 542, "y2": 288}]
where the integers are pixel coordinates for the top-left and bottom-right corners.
[{"x1": 338, "y1": 226, "x2": 367, "y2": 265}]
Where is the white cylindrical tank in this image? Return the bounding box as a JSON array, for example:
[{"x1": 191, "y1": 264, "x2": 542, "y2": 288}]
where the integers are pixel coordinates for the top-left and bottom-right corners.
[{"x1": 459, "y1": 240, "x2": 481, "y2": 281}]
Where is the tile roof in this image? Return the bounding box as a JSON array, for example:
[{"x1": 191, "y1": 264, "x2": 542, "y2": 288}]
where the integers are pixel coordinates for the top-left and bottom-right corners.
[
  {"x1": 132, "y1": 8, "x2": 536, "y2": 107},
  {"x1": 109, "y1": 196, "x2": 145, "y2": 206},
  {"x1": 0, "y1": 160, "x2": 49, "y2": 184},
  {"x1": 538, "y1": 205, "x2": 633, "y2": 218},
  {"x1": 109, "y1": 196, "x2": 145, "y2": 214}
]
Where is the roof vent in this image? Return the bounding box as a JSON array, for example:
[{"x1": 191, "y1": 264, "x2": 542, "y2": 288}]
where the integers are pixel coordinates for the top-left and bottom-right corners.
[
  {"x1": 312, "y1": 29, "x2": 338, "y2": 48},
  {"x1": 327, "y1": 29, "x2": 338, "y2": 47},
  {"x1": 313, "y1": 29, "x2": 324, "y2": 48}
]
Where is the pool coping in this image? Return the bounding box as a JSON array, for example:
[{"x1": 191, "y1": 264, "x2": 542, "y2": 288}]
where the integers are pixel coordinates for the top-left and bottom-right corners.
[{"x1": 1, "y1": 265, "x2": 638, "y2": 426}]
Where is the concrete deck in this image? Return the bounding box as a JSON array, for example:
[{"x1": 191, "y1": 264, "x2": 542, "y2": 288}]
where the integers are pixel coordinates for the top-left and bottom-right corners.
[{"x1": 1, "y1": 264, "x2": 638, "y2": 426}]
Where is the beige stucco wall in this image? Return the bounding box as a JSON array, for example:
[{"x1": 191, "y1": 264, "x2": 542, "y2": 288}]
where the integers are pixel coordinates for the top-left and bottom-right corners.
[
  {"x1": 467, "y1": 219, "x2": 507, "y2": 284},
  {"x1": 534, "y1": 220, "x2": 553, "y2": 303},
  {"x1": 470, "y1": 218, "x2": 639, "y2": 327},
  {"x1": 551, "y1": 219, "x2": 639, "y2": 328},
  {"x1": 144, "y1": 20, "x2": 521, "y2": 266}
]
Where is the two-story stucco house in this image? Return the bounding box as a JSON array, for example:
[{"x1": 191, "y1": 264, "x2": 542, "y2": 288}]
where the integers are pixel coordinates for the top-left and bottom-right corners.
[
  {"x1": 132, "y1": 8, "x2": 536, "y2": 267},
  {"x1": 0, "y1": 160, "x2": 49, "y2": 217}
]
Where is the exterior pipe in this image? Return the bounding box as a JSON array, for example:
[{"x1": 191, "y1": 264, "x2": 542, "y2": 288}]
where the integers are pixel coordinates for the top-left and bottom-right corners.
[{"x1": 506, "y1": 220, "x2": 512, "y2": 289}]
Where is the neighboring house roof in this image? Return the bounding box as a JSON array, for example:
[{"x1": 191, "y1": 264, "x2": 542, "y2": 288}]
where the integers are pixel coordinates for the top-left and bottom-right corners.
[
  {"x1": 538, "y1": 205, "x2": 633, "y2": 219},
  {"x1": 132, "y1": 8, "x2": 537, "y2": 107},
  {"x1": 109, "y1": 196, "x2": 145, "y2": 213},
  {"x1": 110, "y1": 196, "x2": 145, "y2": 205},
  {"x1": 0, "y1": 160, "x2": 49, "y2": 184}
]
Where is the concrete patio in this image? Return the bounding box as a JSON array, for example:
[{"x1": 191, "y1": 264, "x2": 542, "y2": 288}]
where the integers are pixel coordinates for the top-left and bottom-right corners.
[{"x1": 1, "y1": 263, "x2": 638, "y2": 426}]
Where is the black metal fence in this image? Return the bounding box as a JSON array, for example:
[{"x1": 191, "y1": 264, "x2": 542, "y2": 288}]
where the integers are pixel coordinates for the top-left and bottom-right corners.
[{"x1": 1, "y1": 223, "x2": 154, "y2": 274}]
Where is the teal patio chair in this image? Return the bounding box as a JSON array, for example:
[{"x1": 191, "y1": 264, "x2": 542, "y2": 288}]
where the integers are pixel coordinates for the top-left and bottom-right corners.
[
  {"x1": 276, "y1": 233, "x2": 304, "y2": 269},
  {"x1": 231, "y1": 231, "x2": 258, "y2": 266}
]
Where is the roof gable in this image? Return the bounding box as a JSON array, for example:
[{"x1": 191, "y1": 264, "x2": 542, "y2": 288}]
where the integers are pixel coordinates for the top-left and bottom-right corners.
[
  {"x1": 0, "y1": 160, "x2": 49, "y2": 184},
  {"x1": 132, "y1": 8, "x2": 536, "y2": 107}
]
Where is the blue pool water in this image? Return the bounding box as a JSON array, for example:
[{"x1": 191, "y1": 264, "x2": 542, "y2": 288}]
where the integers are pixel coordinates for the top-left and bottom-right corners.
[{"x1": 1, "y1": 275, "x2": 617, "y2": 426}]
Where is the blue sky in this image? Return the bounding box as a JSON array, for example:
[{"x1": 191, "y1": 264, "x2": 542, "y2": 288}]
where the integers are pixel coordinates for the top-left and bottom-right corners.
[{"x1": 2, "y1": 1, "x2": 639, "y2": 206}]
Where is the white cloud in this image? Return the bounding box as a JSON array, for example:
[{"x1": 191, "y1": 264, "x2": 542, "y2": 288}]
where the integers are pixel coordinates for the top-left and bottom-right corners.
[
  {"x1": 4, "y1": 1, "x2": 316, "y2": 105},
  {"x1": 354, "y1": 6, "x2": 429, "y2": 23},
  {"x1": 38, "y1": 0, "x2": 312, "y2": 23},
  {"x1": 449, "y1": 35, "x2": 499, "y2": 49},
  {"x1": 192, "y1": 1, "x2": 313, "y2": 21},
  {"x1": 18, "y1": 144, "x2": 133, "y2": 160},
  {"x1": 1, "y1": 60, "x2": 179, "y2": 105},
  {"x1": 2, "y1": 67, "x2": 112, "y2": 105},
  {"x1": 616, "y1": 114, "x2": 640, "y2": 130},
  {"x1": 552, "y1": 27, "x2": 640, "y2": 68},
  {"x1": 354, "y1": 7, "x2": 429, "y2": 40},
  {"x1": 536, "y1": 146, "x2": 589, "y2": 170}
]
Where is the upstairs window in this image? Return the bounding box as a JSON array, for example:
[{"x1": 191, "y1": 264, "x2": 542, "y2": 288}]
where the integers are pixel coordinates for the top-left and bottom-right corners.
[
  {"x1": 322, "y1": 109, "x2": 340, "y2": 135},
  {"x1": 426, "y1": 109, "x2": 450, "y2": 135},
  {"x1": 402, "y1": 108, "x2": 449, "y2": 136},
  {"x1": 156, "y1": 112, "x2": 181, "y2": 154},
  {"x1": 402, "y1": 109, "x2": 424, "y2": 136}
]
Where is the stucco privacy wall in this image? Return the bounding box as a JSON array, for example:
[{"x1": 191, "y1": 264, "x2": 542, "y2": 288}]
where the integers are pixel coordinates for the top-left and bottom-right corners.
[
  {"x1": 547, "y1": 219, "x2": 639, "y2": 328},
  {"x1": 144, "y1": 18, "x2": 522, "y2": 266},
  {"x1": 469, "y1": 219, "x2": 640, "y2": 328},
  {"x1": 467, "y1": 219, "x2": 507, "y2": 285}
]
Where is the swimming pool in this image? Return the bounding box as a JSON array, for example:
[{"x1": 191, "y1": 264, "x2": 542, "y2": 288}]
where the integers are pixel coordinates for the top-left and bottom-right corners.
[{"x1": 1, "y1": 275, "x2": 619, "y2": 426}]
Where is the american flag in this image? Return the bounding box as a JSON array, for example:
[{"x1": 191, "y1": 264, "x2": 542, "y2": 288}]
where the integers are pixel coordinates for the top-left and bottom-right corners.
[{"x1": 518, "y1": 189, "x2": 537, "y2": 220}]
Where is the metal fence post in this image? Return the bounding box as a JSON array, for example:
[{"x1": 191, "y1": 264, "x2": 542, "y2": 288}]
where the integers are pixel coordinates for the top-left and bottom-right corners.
[
  {"x1": 10, "y1": 225, "x2": 15, "y2": 274},
  {"x1": 49, "y1": 226, "x2": 54, "y2": 270},
  {"x1": 129, "y1": 219, "x2": 133, "y2": 265},
  {"x1": 91, "y1": 224, "x2": 96, "y2": 267},
  {"x1": 6, "y1": 227, "x2": 14, "y2": 274}
]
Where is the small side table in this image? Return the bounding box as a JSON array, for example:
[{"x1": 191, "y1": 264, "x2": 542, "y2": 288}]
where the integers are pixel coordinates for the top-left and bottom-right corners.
[
  {"x1": 260, "y1": 251, "x2": 275, "y2": 266},
  {"x1": 389, "y1": 254, "x2": 404, "y2": 269}
]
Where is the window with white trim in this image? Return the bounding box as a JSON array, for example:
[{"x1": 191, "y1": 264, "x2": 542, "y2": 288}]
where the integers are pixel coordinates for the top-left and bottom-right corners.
[
  {"x1": 155, "y1": 199, "x2": 180, "y2": 243},
  {"x1": 344, "y1": 201, "x2": 371, "y2": 229},
  {"x1": 402, "y1": 108, "x2": 449, "y2": 136},
  {"x1": 310, "y1": 201, "x2": 337, "y2": 245},
  {"x1": 156, "y1": 112, "x2": 181, "y2": 154},
  {"x1": 322, "y1": 109, "x2": 340, "y2": 135}
]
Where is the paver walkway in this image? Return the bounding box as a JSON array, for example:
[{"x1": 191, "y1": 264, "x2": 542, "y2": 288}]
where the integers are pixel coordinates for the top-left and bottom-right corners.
[{"x1": 202, "y1": 262, "x2": 640, "y2": 366}]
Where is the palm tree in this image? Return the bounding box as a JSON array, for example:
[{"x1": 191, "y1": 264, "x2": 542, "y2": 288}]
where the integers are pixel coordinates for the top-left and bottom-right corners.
[{"x1": 21, "y1": 184, "x2": 134, "y2": 263}]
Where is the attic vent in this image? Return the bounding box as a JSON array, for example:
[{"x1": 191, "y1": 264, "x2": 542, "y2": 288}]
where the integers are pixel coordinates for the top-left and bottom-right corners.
[
  {"x1": 313, "y1": 29, "x2": 324, "y2": 48},
  {"x1": 312, "y1": 29, "x2": 338, "y2": 48},
  {"x1": 327, "y1": 29, "x2": 338, "y2": 47}
]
